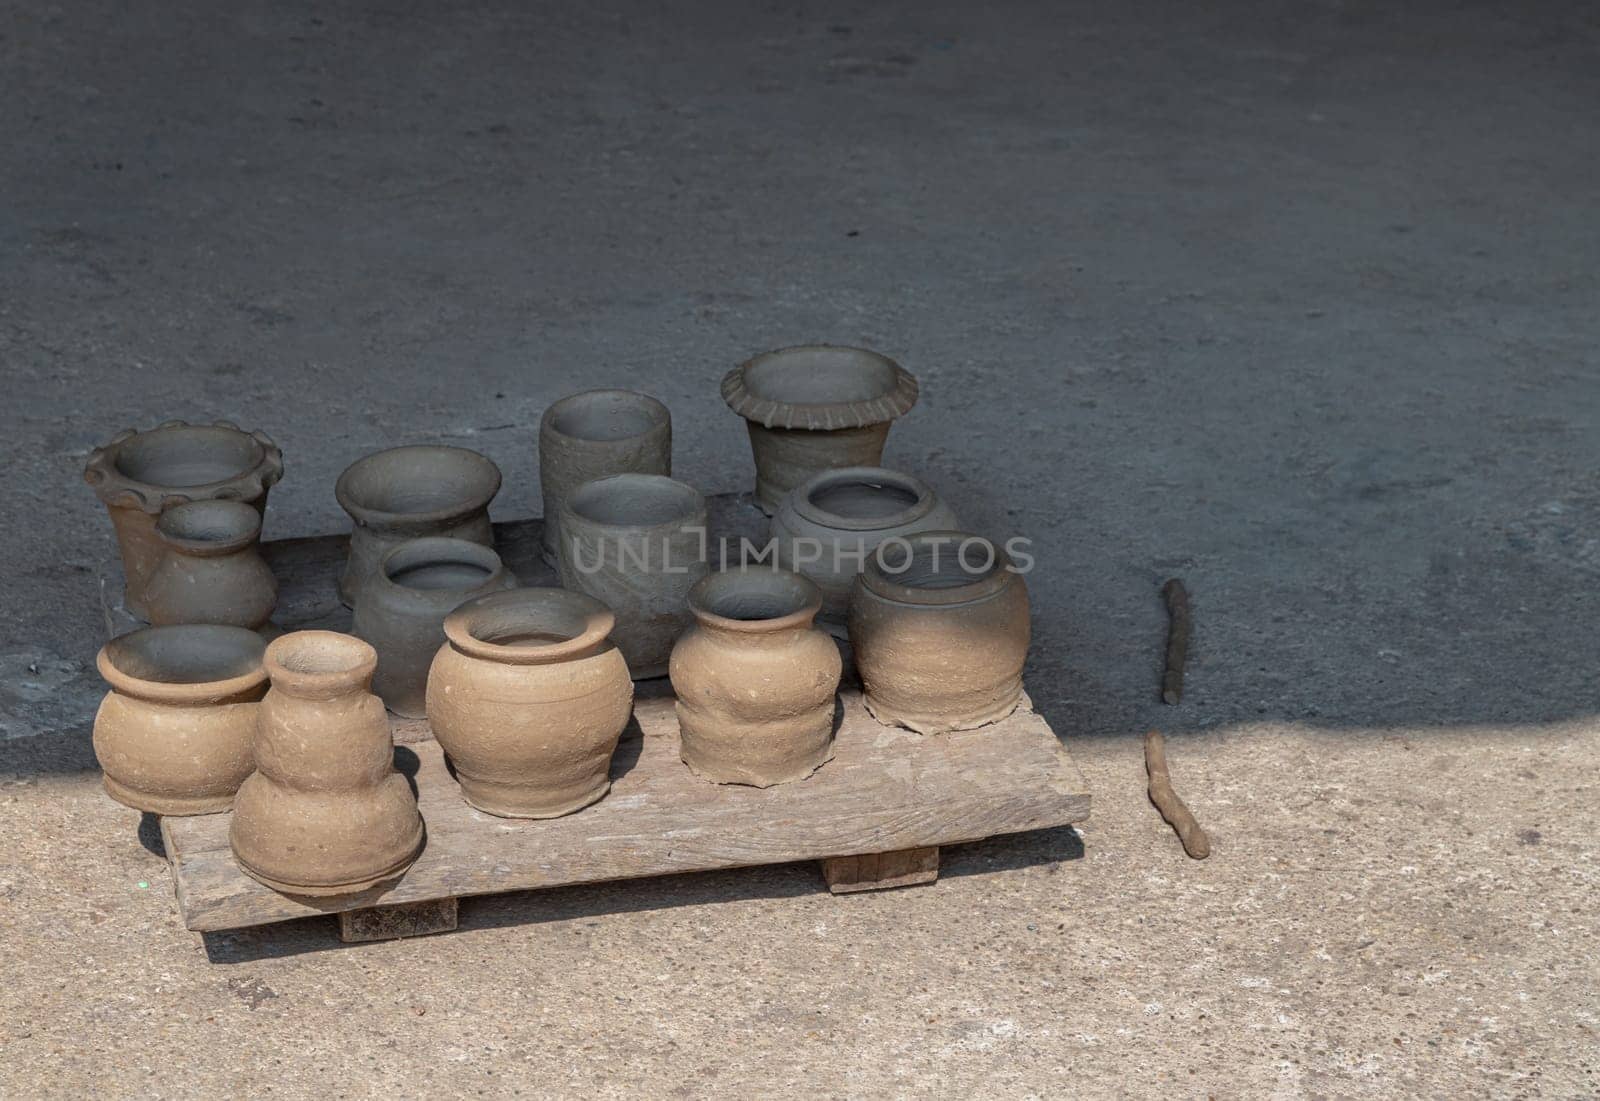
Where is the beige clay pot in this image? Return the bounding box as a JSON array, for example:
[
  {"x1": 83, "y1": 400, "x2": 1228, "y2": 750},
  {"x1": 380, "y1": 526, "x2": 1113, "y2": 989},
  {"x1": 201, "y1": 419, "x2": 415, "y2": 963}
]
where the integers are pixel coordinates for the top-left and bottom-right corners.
[
  {"x1": 229, "y1": 632, "x2": 425, "y2": 897},
  {"x1": 427, "y1": 588, "x2": 634, "y2": 818},
  {"x1": 670, "y1": 568, "x2": 841, "y2": 786},
  {"x1": 93, "y1": 625, "x2": 269, "y2": 815},
  {"x1": 848, "y1": 531, "x2": 1030, "y2": 734},
  {"x1": 538, "y1": 390, "x2": 672, "y2": 566},
  {"x1": 142, "y1": 499, "x2": 278, "y2": 630}
]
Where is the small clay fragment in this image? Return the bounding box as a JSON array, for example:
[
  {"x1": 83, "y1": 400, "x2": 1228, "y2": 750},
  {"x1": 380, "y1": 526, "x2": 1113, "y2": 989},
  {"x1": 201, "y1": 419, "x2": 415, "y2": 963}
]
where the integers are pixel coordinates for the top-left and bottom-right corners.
[
  {"x1": 1161, "y1": 577, "x2": 1190, "y2": 705},
  {"x1": 143, "y1": 499, "x2": 278, "y2": 630},
  {"x1": 1144, "y1": 729, "x2": 1210, "y2": 859},
  {"x1": 538, "y1": 390, "x2": 672, "y2": 565}
]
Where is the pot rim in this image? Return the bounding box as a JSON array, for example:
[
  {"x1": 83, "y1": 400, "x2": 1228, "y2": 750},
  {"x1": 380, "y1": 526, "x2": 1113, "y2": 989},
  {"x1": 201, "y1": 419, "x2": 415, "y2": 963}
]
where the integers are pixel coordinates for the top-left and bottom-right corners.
[
  {"x1": 785, "y1": 465, "x2": 938, "y2": 534},
  {"x1": 560, "y1": 473, "x2": 707, "y2": 534},
  {"x1": 335, "y1": 445, "x2": 502, "y2": 529},
  {"x1": 155, "y1": 499, "x2": 263, "y2": 557},
  {"x1": 539, "y1": 389, "x2": 671, "y2": 449},
  {"x1": 374, "y1": 536, "x2": 509, "y2": 600},
  {"x1": 687, "y1": 567, "x2": 822, "y2": 634},
  {"x1": 82, "y1": 420, "x2": 283, "y2": 513},
  {"x1": 720, "y1": 345, "x2": 919, "y2": 431},
  {"x1": 97, "y1": 624, "x2": 269, "y2": 703},
  {"x1": 858, "y1": 531, "x2": 1018, "y2": 607},
  {"x1": 443, "y1": 587, "x2": 617, "y2": 665},
  {"x1": 264, "y1": 630, "x2": 378, "y2": 698}
]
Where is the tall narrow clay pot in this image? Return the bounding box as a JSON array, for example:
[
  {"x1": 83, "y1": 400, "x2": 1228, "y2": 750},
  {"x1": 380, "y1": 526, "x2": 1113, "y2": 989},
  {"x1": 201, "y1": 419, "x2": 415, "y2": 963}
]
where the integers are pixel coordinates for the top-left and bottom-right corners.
[
  {"x1": 770, "y1": 466, "x2": 958, "y2": 634},
  {"x1": 335, "y1": 445, "x2": 502, "y2": 607},
  {"x1": 93, "y1": 625, "x2": 268, "y2": 815},
  {"x1": 538, "y1": 389, "x2": 671, "y2": 565},
  {"x1": 721, "y1": 345, "x2": 919, "y2": 514},
  {"x1": 141, "y1": 499, "x2": 279, "y2": 630},
  {"x1": 848, "y1": 531, "x2": 1030, "y2": 734},
  {"x1": 83, "y1": 420, "x2": 284, "y2": 619},
  {"x1": 229, "y1": 631, "x2": 425, "y2": 896},
  {"x1": 556, "y1": 474, "x2": 708, "y2": 678},
  {"x1": 669, "y1": 568, "x2": 841, "y2": 787},
  {"x1": 351, "y1": 537, "x2": 517, "y2": 717},
  {"x1": 427, "y1": 588, "x2": 634, "y2": 818}
]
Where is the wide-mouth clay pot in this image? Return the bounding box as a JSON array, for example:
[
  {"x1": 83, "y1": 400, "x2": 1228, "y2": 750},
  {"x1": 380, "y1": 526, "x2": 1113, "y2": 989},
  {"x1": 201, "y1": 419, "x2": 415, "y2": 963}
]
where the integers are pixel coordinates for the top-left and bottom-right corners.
[
  {"x1": 229, "y1": 631, "x2": 425, "y2": 897},
  {"x1": 427, "y1": 588, "x2": 634, "y2": 818},
  {"x1": 83, "y1": 420, "x2": 283, "y2": 619},
  {"x1": 143, "y1": 500, "x2": 279, "y2": 630},
  {"x1": 847, "y1": 531, "x2": 1030, "y2": 734},
  {"x1": 770, "y1": 466, "x2": 958, "y2": 634},
  {"x1": 538, "y1": 389, "x2": 672, "y2": 565},
  {"x1": 93, "y1": 625, "x2": 269, "y2": 814},
  {"x1": 557, "y1": 474, "x2": 708, "y2": 679},
  {"x1": 335, "y1": 445, "x2": 502, "y2": 607},
  {"x1": 351, "y1": 537, "x2": 517, "y2": 718},
  {"x1": 721, "y1": 345, "x2": 919, "y2": 514},
  {"x1": 669, "y1": 567, "x2": 842, "y2": 787}
]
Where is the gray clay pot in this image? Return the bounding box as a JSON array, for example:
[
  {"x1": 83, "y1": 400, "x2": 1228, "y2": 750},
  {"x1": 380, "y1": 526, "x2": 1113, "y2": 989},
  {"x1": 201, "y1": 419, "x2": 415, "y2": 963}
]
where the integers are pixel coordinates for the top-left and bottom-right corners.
[
  {"x1": 538, "y1": 390, "x2": 671, "y2": 565},
  {"x1": 143, "y1": 499, "x2": 279, "y2": 630}
]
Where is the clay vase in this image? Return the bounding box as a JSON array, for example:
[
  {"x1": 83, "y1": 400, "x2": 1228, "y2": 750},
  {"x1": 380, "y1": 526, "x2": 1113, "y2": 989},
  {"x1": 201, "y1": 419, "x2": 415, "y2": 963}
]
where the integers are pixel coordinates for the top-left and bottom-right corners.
[
  {"x1": 83, "y1": 420, "x2": 284, "y2": 619},
  {"x1": 427, "y1": 588, "x2": 634, "y2": 818},
  {"x1": 229, "y1": 631, "x2": 425, "y2": 896},
  {"x1": 335, "y1": 444, "x2": 502, "y2": 607},
  {"x1": 93, "y1": 625, "x2": 268, "y2": 815},
  {"x1": 141, "y1": 500, "x2": 279, "y2": 630},
  {"x1": 848, "y1": 531, "x2": 1030, "y2": 734},
  {"x1": 351, "y1": 537, "x2": 517, "y2": 717},
  {"x1": 670, "y1": 568, "x2": 841, "y2": 786},
  {"x1": 721, "y1": 345, "x2": 919, "y2": 514},
  {"x1": 538, "y1": 389, "x2": 671, "y2": 565},
  {"x1": 770, "y1": 466, "x2": 959, "y2": 635},
  {"x1": 556, "y1": 474, "x2": 709, "y2": 678}
]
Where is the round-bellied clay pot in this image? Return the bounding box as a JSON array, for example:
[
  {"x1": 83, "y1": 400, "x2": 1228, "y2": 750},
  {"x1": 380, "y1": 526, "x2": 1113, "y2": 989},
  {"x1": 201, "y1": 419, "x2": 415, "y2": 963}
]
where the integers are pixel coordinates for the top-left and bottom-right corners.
[
  {"x1": 93, "y1": 625, "x2": 269, "y2": 815},
  {"x1": 669, "y1": 567, "x2": 841, "y2": 787},
  {"x1": 335, "y1": 445, "x2": 502, "y2": 608},
  {"x1": 556, "y1": 474, "x2": 708, "y2": 679},
  {"x1": 427, "y1": 588, "x2": 634, "y2": 818},
  {"x1": 848, "y1": 531, "x2": 1030, "y2": 734},
  {"x1": 83, "y1": 420, "x2": 283, "y2": 619},
  {"x1": 351, "y1": 537, "x2": 517, "y2": 718},
  {"x1": 721, "y1": 345, "x2": 919, "y2": 514},
  {"x1": 141, "y1": 499, "x2": 279, "y2": 630},
  {"x1": 770, "y1": 466, "x2": 958, "y2": 635},
  {"x1": 229, "y1": 631, "x2": 425, "y2": 897}
]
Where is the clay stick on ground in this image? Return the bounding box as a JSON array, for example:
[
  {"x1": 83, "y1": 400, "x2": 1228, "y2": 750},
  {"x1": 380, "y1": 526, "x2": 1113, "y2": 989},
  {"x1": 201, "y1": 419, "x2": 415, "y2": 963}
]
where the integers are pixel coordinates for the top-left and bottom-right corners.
[
  {"x1": 1144, "y1": 729, "x2": 1210, "y2": 859},
  {"x1": 1160, "y1": 578, "x2": 1190, "y2": 705}
]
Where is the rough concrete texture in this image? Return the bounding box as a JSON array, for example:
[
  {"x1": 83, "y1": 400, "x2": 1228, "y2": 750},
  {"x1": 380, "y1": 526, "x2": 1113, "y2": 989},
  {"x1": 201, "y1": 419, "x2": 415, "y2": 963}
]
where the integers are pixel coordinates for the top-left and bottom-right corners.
[{"x1": 2, "y1": 0, "x2": 1597, "y2": 1096}]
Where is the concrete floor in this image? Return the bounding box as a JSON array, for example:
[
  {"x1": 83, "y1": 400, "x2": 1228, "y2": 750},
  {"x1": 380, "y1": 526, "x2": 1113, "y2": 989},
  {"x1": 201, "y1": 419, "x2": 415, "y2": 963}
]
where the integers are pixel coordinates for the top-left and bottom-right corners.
[{"x1": 3, "y1": 0, "x2": 1598, "y2": 1095}]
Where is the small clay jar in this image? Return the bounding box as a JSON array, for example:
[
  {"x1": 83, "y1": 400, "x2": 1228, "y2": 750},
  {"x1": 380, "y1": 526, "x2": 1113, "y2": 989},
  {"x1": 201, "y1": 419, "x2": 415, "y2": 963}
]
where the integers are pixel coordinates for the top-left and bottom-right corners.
[
  {"x1": 556, "y1": 474, "x2": 708, "y2": 678},
  {"x1": 335, "y1": 445, "x2": 502, "y2": 607},
  {"x1": 670, "y1": 568, "x2": 841, "y2": 787},
  {"x1": 427, "y1": 588, "x2": 634, "y2": 818},
  {"x1": 141, "y1": 500, "x2": 279, "y2": 630},
  {"x1": 229, "y1": 631, "x2": 425, "y2": 897},
  {"x1": 93, "y1": 625, "x2": 269, "y2": 815},
  {"x1": 83, "y1": 420, "x2": 283, "y2": 619},
  {"x1": 848, "y1": 531, "x2": 1030, "y2": 734},
  {"x1": 351, "y1": 537, "x2": 517, "y2": 717},
  {"x1": 770, "y1": 466, "x2": 959, "y2": 634},
  {"x1": 721, "y1": 345, "x2": 919, "y2": 514},
  {"x1": 538, "y1": 389, "x2": 671, "y2": 565}
]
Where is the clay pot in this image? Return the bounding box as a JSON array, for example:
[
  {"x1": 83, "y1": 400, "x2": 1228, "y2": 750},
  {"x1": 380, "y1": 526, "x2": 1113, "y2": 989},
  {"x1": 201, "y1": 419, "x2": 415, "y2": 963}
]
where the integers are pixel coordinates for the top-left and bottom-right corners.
[
  {"x1": 538, "y1": 389, "x2": 671, "y2": 565},
  {"x1": 670, "y1": 568, "x2": 841, "y2": 786},
  {"x1": 848, "y1": 531, "x2": 1030, "y2": 734},
  {"x1": 351, "y1": 537, "x2": 517, "y2": 717},
  {"x1": 92, "y1": 625, "x2": 268, "y2": 814},
  {"x1": 83, "y1": 420, "x2": 283, "y2": 619},
  {"x1": 721, "y1": 345, "x2": 919, "y2": 514},
  {"x1": 770, "y1": 466, "x2": 959, "y2": 634},
  {"x1": 556, "y1": 474, "x2": 708, "y2": 678},
  {"x1": 427, "y1": 588, "x2": 634, "y2": 818},
  {"x1": 141, "y1": 500, "x2": 279, "y2": 630},
  {"x1": 229, "y1": 631, "x2": 425, "y2": 896},
  {"x1": 335, "y1": 445, "x2": 502, "y2": 607}
]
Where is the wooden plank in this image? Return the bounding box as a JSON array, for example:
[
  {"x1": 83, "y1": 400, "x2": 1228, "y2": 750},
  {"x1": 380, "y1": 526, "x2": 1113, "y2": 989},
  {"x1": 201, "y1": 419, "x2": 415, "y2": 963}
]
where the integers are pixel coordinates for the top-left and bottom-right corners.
[
  {"x1": 821, "y1": 847, "x2": 939, "y2": 893},
  {"x1": 338, "y1": 898, "x2": 458, "y2": 942},
  {"x1": 163, "y1": 690, "x2": 1089, "y2": 932}
]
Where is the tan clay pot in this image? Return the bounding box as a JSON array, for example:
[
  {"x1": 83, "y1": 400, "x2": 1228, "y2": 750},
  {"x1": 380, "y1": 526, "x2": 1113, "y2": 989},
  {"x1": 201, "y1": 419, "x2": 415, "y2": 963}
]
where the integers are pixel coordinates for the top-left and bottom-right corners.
[
  {"x1": 721, "y1": 346, "x2": 919, "y2": 514},
  {"x1": 335, "y1": 445, "x2": 502, "y2": 607},
  {"x1": 670, "y1": 568, "x2": 841, "y2": 786},
  {"x1": 427, "y1": 588, "x2": 634, "y2": 818},
  {"x1": 848, "y1": 531, "x2": 1030, "y2": 734},
  {"x1": 93, "y1": 625, "x2": 269, "y2": 815},
  {"x1": 229, "y1": 631, "x2": 425, "y2": 897},
  {"x1": 83, "y1": 420, "x2": 283, "y2": 620},
  {"x1": 142, "y1": 499, "x2": 279, "y2": 630},
  {"x1": 538, "y1": 389, "x2": 672, "y2": 565},
  {"x1": 556, "y1": 474, "x2": 708, "y2": 679},
  {"x1": 351, "y1": 537, "x2": 517, "y2": 718}
]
